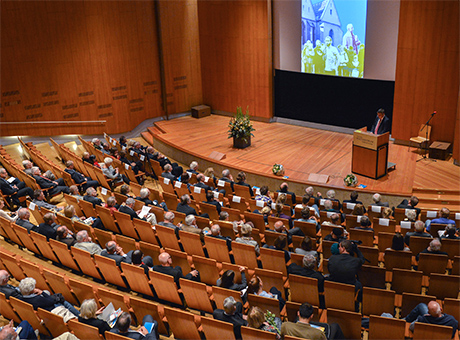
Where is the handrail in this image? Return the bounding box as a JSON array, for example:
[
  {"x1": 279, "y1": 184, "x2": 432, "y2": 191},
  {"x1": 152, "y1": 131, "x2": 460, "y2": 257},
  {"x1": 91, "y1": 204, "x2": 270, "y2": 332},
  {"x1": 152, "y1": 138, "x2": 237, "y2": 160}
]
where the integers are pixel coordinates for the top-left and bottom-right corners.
[{"x1": 0, "y1": 120, "x2": 106, "y2": 124}]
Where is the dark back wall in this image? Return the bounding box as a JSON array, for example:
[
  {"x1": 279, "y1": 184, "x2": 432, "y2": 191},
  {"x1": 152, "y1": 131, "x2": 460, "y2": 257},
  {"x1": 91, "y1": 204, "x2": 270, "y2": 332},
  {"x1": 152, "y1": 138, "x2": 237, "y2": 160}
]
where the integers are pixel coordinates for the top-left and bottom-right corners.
[{"x1": 274, "y1": 70, "x2": 395, "y2": 131}]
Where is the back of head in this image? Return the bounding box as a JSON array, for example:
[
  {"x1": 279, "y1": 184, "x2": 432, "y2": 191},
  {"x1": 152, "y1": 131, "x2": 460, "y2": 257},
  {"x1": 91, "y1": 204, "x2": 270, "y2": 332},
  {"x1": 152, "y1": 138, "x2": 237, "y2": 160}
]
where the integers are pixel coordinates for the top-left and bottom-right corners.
[
  {"x1": 302, "y1": 254, "x2": 317, "y2": 270},
  {"x1": 211, "y1": 224, "x2": 220, "y2": 236},
  {"x1": 301, "y1": 207, "x2": 311, "y2": 219},
  {"x1": 440, "y1": 207, "x2": 450, "y2": 218},
  {"x1": 259, "y1": 186, "x2": 268, "y2": 196},
  {"x1": 445, "y1": 224, "x2": 456, "y2": 238},
  {"x1": 350, "y1": 191, "x2": 358, "y2": 201},
  {"x1": 429, "y1": 239, "x2": 441, "y2": 252},
  {"x1": 241, "y1": 223, "x2": 252, "y2": 236},
  {"x1": 125, "y1": 197, "x2": 135, "y2": 206},
  {"x1": 410, "y1": 196, "x2": 419, "y2": 207},
  {"x1": 236, "y1": 171, "x2": 246, "y2": 182},
  {"x1": 106, "y1": 196, "x2": 117, "y2": 207},
  {"x1": 206, "y1": 191, "x2": 214, "y2": 201},
  {"x1": 353, "y1": 204, "x2": 365, "y2": 216},
  {"x1": 382, "y1": 207, "x2": 392, "y2": 219},
  {"x1": 299, "y1": 302, "x2": 314, "y2": 319},
  {"x1": 80, "y1": 299, "x2": 97, "y2": 319},
  {"x1": 223, "y1": 296, "x2": 237, "y2": 314},
  {"x1": 414, "y1": 220, "x2": 425, "y2": 232},
  {"x1": 18, "y1": 277, "x2": 36, "y2": 295},
  {"x1": 247, "y1": 306, "x2": 265, "y2": 329},
  {"x1": 405, "y1": 209, "x2": 417, "y2": 221},
  {"x1": 140, "y1": 187, "x2": 150, "y2": 199},
  {"x1": 326, "y1": 190, "x2": 335, "y2": 199},
  {"x1": 391, "y1": 232, "x2": 405, "y2": 250},
  {"x1": 164, "y1": 211, "x2": 175, "y2": 222},
  {"x1": 76, "y1": 230, "x2": 88, "y2": 242},
  {"x1": 274, "y1": 235, "x2": 287, "y2": 250},
  {"x1": 131, "y1": 250, "x2": 143, "y2": 265},
  {"x1": 43, "y1": 213, "x2": 55, "y2": 224},
  {"x1": 301, "y1": 236, "x2": 312, "y2": 251},
  {"x1": 56, "y1": 226, "x2": 67, "y2": 239},
  {"x1": 120, "y1": 184, "x2": 130, "y2": 195},
  {"x1": 105, "y1": 241, "x2": 117, "y2": 254},
  {"x1": 181, "y1": 194, "x2": 190, "y2": 205},
  {"x1": 360, "y1": 215, "x2": 371, "y2": 227},
  {"x1": 340, "y1": 239, "x2": 353, "y2": 253},
  {"x1": 33, "y1": 189, "x2": 43, "y2": 199},
  {"x1": 372, "y1": 193, "x2": 381, "y2": 203},
  {"x1": 330, "y1": 213, "x2": 340, "y2": 225},
  {"x1": 302, "y1": 194, "x2": 311, "y2": 205},
  {"x1": 305, "y1": 187, "x2": 314, "y2": 195},
  {"x1": 427, "y1": 301, "x2": 442, "y2": 318},
  {"x1": 220, "y1": 270, "x2": 235, "y2": 288},
  {"x1": 64, "y1": 205, "x2": 74, "y2": 218},
  {"x1": 219, "y1": 211, "x2": 229, "y2": 221},
  {"x1": 185, "y1": 214, "x2": 196, "y2": 226},
  {"x1": 324, "y1": 200, "x2": 333, "y2": 210},
  {"x1": 116, "y1": 312, "x2": 132, "y2": 332},
  {"x1": 277, "y1": 194, "x2": 287, "y2": 205},
  {"x1": 222, "y1": 169, "x2": 230, "y2": 178}
]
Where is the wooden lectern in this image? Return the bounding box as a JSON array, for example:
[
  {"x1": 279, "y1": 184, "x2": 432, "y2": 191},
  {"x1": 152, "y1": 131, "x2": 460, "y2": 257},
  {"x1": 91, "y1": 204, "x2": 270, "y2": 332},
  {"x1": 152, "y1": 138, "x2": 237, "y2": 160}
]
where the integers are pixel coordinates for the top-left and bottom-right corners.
[{"x1": 352, "y1": 127, "x2": 389, "y2": 179}]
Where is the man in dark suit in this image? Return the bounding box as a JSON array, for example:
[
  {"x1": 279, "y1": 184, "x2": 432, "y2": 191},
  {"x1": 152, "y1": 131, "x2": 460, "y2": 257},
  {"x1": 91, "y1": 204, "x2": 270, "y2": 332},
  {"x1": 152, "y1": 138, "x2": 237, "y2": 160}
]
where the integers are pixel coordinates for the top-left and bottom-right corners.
[
  {"x1": 56, "y1": 226, "x2": 76, "y2": 248},
  {"x1": 32, "y1": 166, "x2": 69, "y2": 196},
  {"x1": 161, "y1": 164, "x2": 176, "y2": 182},
  {"x1": 195, "y1": 173, "x2": 214, "y2": 193},
  {"x1": 287, "y1": 254, "x2": 325, "y2": 309},
  {"x1": 213, "y1": 296, "x2": 247, "y2": 340},
  {"x1": 328, "y1": 240, "x2": 365, "y2": 312},
  {"x1": 0, "y1": 168, "x2": 33, "y2": 208},
  {"x1": 64, "y1": 160, "x2": 99, "y2": 192},
  {"x1": 152, "y1": 252, "x2": 200, "y2": 285},
  {"x1": 397, "y1": 195, "x2": 421, "y2": 219},
  {"x1": 101, "y1": 241, "x2": 132, "y2": 266},
  {"x1": 176, "y1": 194, "x2": 198, "y2": 216},
  {"x1": 219, "y1": 169, "x2": 235, "y2": 192},
  {"x1": 371, "y1": 108, "x2": 391, "y2": 135},
  {"x1": 15, "y1": 208, "x2": 38, "y2": 232},
  {"x1": 110, "y1": 312, "x2": 158, "y2": 340},
  {"x1": 119, "y1": 198, "x2": 157, "y2": 225},
  {"x1": 207, "y1": 224, "x2": 232, "y2": 250},
  {"x1": 83, "y1": 187, "x2": 103, "y2": 207},
  {"x1": 37, "y1": 213, "x2": 59, "y2": 240},
  {"x1": 371, "y1": 193, "x2": 389, "y2": 207},
  {"x1": 0, "y1": 270, "x2": 22, "y2": 298},
  {"x1": 203, "y1": 191, "x2": 222, "y2": 214}
]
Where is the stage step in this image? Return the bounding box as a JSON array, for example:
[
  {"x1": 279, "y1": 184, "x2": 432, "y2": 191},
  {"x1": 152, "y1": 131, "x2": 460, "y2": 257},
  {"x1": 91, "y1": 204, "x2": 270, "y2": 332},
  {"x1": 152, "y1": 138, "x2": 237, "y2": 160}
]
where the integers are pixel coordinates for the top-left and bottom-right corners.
[
  {"x1": 412, "y1": 187, "x2": 460, "y2": 210},
  {"x1": 141, "y1": 132, "x2": 154, "y2": 146},
  {"x1": 148, "y1": 124, "x2": 166, "y2": 135}
]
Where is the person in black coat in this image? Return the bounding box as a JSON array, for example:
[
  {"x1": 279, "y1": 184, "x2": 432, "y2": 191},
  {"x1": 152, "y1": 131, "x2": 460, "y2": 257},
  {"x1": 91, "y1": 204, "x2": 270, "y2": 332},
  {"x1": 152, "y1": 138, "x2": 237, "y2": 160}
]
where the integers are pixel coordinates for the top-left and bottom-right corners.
[
  {"x1": 78, "y1": 298, "x2": 111, "y2": 335},
  {"x1": 276, "y1": 182, "x2": 295, "y2": 206},
  {"x1": 203, "y1": 191, "x2": 222, "y2": 214},
  {"x1": 397, "y1": 196, "x2": 421, "y2": 219},
  {"x1": 110, "y1": 312, "x2": 158, "y2": 340},
  {"x1": 213, "y1": 296, "x2": 247, "y2": 340},
  {"x1": 64, "y1": 160, "x2": 99, "y2": 192},
  {"x1": 32, "y1": 167, "x2": 70, "y2": 196},
  {"x1": 152, "y1": 252, "x2": 200, "y2": 286},
  {"x1": 0, "y1": 168, "x2": 33, "y2": 207},
  {"x1": 0, "y1": 270, "x2": 22, "y2": 299},
  {"x1": 56, "y1": 226, "x2": 76, "y2": 248},
  {"x1": 288, "y1": 254, "x2": 325, "y2": 308},
  {"x1": 370, "y1": 108, "x2": 391, "y2": 135},
  {"x1": 37, "y1": 213, "x2": 58, "y2": 240},
  {"x1": 327, "y1": 240, "x2": 365, "y2": 311},
  {"x1": 15, "y1": 208, "x2": 38, "y2": 233},
  {"x1": 83, "y1": 187, "x2": 103, "y2": 207}
]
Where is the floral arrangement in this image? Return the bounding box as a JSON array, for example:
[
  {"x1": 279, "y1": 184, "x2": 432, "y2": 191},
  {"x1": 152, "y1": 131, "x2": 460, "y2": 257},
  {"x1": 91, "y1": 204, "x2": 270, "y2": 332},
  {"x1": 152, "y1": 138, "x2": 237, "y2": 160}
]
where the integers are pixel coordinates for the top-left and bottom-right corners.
[
  {"x1": 228, "y1": 106, "x2": 255, "y2": 143},
  {"x1": 344, "y1": 173, "x2": 358, "y2": 187},
  {"x1": 264, "y1": 310, "x2": 281, "y2": 333},
  {"x1": 272, "y1": 164, "x2": 285, "y2": 176}
]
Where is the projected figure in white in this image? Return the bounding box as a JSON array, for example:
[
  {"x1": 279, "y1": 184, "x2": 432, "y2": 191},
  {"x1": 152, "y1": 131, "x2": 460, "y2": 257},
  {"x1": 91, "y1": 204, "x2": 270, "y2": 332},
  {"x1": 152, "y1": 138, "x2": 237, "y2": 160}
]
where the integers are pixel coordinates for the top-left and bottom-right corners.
[
  {"x1": 313, "y1": 40, "x2": 324, "y2": 74},
  {"x1": 337, "y1": 45, "x2": 349, "y2": 77},
  {"x1": 323, "y1": 36, "x2": 339, "y2": 75},
  {"x1": 302, "y1": 40, "x2": 314, "y2": 73},
  {"x1": 342, "y1": 23, "x2": 361, "y2": 55}
]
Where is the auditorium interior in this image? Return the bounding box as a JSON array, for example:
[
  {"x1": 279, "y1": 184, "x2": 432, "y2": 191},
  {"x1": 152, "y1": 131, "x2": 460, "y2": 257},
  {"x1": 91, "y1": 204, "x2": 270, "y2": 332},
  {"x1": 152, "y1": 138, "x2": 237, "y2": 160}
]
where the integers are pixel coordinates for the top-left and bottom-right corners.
[{"x1": 0, "y1": 0, "x2": 459, "y2": 339}]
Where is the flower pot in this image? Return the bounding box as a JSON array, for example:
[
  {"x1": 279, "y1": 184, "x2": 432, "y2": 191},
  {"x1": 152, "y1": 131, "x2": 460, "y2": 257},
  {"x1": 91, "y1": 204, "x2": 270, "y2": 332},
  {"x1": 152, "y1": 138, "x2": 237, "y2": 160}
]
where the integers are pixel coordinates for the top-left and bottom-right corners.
[{"x1": 233, "y1": 135, "x2": 251, "y2": 149}]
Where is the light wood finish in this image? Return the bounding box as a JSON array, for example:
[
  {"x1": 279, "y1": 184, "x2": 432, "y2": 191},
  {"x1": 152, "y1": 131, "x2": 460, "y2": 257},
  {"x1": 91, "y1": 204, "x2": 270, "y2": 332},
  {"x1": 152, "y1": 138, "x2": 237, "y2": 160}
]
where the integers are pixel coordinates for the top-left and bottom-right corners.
[
  {"x1": 163, "y1": 307, "x2": 201, "y2": 340},
  {"x1": 179, "y1": 278, "x2": 214, "y2": 313},
  {"x1": 120, "y1": 262, "x2": 155, "y2": 298},
  {"x1": 241, "y1": 325, "x2": 278, "y2": 340},
  {"x1": 368, "y1": 315, "x2": 406, "y2": 340},
  {"x1": 326, "y1": 308, "x2": 362, "y2": 340},
  {"x1": 362, "y1": 287, "x2": 395, "y2": 317},
  {"x1": 324, "y1": 281, "x2": 356, "y2": 312},
  {"x1": 412, "y1": 322, "x2": 454, "y2": 340},
  {"x1": 393, "y1": 1, "x2": 459, "y2": 145},
  {"x1": 1, "y1": 1, "x2": 163, "y2": 136},
  {"x1": 151, "y1": 115, "x2": 460, "y2": 197},
  {"x1": 200, "y1": 316, "x2": 236, "y2": 340},
  {"x1": 198, "y1": 0, "x2": 272, "y2": 119}
]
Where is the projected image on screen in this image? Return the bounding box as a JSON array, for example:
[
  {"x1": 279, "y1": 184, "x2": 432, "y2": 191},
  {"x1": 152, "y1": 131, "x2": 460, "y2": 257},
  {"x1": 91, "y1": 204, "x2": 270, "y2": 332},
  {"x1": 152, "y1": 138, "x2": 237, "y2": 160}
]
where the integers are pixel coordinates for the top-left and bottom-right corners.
[{"x1": 301, "y1": 0, "x2": 368, "y2": 78}]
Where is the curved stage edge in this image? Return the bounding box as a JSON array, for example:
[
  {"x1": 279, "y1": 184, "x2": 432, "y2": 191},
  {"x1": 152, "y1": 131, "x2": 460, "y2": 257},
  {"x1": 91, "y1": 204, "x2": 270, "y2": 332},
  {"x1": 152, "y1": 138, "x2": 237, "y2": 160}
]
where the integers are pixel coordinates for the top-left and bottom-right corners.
[{"x1": 144, "y1": 115, "x2": 437, "y2": 204}]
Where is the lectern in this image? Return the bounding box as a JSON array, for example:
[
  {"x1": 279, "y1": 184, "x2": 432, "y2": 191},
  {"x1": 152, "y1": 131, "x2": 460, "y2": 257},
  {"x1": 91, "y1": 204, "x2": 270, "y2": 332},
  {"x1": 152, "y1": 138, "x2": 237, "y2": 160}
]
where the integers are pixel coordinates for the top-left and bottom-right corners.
[{"x1": 352, "y1": 127, "x2": 389, "y2": 179}]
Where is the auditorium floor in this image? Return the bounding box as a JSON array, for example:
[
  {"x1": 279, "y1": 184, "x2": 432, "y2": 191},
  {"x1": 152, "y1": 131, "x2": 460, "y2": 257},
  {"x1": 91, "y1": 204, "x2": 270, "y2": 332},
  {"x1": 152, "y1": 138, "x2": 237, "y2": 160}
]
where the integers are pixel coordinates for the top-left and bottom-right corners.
[{"x1": 152, "y1": 115, "x2": 460, "y2": 196}]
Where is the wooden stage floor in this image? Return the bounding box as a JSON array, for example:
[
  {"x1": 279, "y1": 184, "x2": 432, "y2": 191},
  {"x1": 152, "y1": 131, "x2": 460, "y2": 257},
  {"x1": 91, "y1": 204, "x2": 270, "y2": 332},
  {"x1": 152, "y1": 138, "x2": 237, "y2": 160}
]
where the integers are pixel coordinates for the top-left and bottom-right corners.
[{"x1": 153, "y1": 115, "x2": 460, "y2": 197}]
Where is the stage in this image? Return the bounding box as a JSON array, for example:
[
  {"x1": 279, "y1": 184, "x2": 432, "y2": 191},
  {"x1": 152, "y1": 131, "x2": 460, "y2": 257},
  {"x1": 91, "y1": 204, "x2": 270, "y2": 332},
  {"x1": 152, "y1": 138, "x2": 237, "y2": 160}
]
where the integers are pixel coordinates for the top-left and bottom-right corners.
[{"x1": 148, "y1": 115, "x2": 459, "y2": 198}]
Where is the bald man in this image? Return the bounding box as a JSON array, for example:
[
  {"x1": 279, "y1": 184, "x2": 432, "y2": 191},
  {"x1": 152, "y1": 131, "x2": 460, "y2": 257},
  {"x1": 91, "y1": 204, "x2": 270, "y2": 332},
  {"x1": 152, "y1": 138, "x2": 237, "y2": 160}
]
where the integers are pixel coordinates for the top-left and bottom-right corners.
[
  {"x1": 405, "y1": 300, "x2": 458, "y2": 338},
  {"x1": 151, "y1": 252, "x2": 200, "y2": 285}
]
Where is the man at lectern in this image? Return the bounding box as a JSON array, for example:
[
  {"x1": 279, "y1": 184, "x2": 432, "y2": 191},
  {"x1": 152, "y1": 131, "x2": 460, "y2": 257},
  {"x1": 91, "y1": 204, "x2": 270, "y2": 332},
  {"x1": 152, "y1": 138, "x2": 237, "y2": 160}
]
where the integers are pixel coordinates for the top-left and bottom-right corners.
[{"x1": 371, "y1": 108, "x2": 391, "y2": 135}]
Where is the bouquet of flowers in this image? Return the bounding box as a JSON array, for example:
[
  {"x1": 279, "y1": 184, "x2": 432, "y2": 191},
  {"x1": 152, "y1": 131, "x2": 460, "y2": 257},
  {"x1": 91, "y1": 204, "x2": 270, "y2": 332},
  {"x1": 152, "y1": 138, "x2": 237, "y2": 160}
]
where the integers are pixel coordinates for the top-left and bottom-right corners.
[
  {"x1": 344, "y1": 173, "x2": 358, "y2": 187},
  {"x1": 272, "y1": 164, "x2": 285, "y2": 176},
  {"x1": 228, "y1": 106, "x2": 255, "y2": 143}
]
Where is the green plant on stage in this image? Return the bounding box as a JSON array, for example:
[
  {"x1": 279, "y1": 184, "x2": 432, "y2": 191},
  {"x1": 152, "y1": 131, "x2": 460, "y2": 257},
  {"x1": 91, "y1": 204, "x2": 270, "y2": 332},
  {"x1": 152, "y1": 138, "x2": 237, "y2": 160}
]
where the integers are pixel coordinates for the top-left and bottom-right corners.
[{"x1": 228, "y1": 106, "x2": 255, "y2": 143}]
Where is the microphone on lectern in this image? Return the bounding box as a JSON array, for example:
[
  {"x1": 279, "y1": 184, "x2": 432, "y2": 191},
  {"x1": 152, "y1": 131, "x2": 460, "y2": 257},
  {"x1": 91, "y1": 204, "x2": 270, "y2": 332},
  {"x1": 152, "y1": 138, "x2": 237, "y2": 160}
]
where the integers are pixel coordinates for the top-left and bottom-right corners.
[{"x1": 432, "y1": 111, "x2": 437, "y2": 116}]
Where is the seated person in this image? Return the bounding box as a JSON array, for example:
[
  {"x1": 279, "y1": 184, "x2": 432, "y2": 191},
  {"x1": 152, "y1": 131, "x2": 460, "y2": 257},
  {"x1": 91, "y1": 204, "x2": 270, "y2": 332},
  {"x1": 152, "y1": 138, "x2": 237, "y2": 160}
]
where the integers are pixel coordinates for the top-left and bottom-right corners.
[
  {"x1": 323, "y1": 227, "x2": 346, "y2": 243},
  {"x1": 404, "y1": 220, "x2": 432, "y2": 246},
  {"x1": 152, "y1": 252, "x2": 200, "y2": 285},
  {"x1": 343, "y1": 191, "x2": 365, "y2": 212},
  {"x1": 425, "y1": 207, "x2": 456, "y2": 232},
  {"x1": 235, "y1": 224, "x2": 260, "y2": 255},
  {"x1": 386, "y1": 232, "x2": 410, "y2": 251},
  {"x1": 294, "y1": 236, "x2": 319, "y2": 263},
  {"x1": 276, "y1": 182, "x2": 295, "y2": 206},
  {"x1": 441, "y1": 224, "x2": 459, "y2": 239},
  {"x1": 217, "y1": 268, "x2": 247, "y2": 292},
  {"x1": 415, "y1": 238, "x2": 448, "y2": 262},
  {"x1": 110, "y1": 311, "x2": 158, "y2": 340},
  {"x1": 78, "y1": 299, "x2": 111, "y2": 335},
  {"x1": 371, "y1": 193, "x2": 389, "y2": 207},
  {"x1": 247, "y1": 306, "x2": 281, "y2": 339},
  {"x1": 37, "y1": 213, "x2": 59, "y2": 240},
  {"x1": 213, "y1": 296, "x2": 247, "y2": 340},
  {"x1": 247, "y1": 275, "x2": 285, "y2": 311},
  {"x1": 235, "y1": 171, "x2": 253, "y2": 198},
  {"x1": 397, "y1": 196, "x2": 421, "y2": 219}
]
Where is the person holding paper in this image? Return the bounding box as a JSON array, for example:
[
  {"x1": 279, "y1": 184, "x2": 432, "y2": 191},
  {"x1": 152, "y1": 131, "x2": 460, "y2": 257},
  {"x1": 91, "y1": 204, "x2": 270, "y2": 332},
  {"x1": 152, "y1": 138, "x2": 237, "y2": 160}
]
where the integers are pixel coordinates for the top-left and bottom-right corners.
[
  {"x1": 83, "y1": 187, "x2": 103, "y2": 207},
  {"x1": 119, "y1": 198, "x2": 157, "y2": 225},
  {"x1": 0, "y1": 168, "x2": 33, "y2": 209},
  {"x1": 78, "y1": 299, "x2": 111, "y2": 335},
  {"x1": 102, "y1": 157, "x2": 130, "y2": 185},
  {"x1": 370, "y1": 108, "x2": 390, "y2": 135}
]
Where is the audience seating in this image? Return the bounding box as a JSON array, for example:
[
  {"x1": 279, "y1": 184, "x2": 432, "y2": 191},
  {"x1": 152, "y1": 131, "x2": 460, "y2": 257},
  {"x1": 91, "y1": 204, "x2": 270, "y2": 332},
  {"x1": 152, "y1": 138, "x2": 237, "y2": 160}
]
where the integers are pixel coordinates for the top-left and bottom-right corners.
[
  {"x1": 241, "y1": 325, "x2": 278, "y2": 340},
  {"x1": 200, "y1": 316, "x2": 235, "y2": 340},
  {"x1": 42, "y1": 268, "x2": 79, "y2": 306},
  {"x1": 9, "y1": 296, "x2": 51, "y2": 336},
  {"x1": 288, "y1": 274, "x2": 319, "y2": 307},
  {"x1": 412, "y1": 322, "x2": 453, "y2": 340},
  {"x1": 368, "y1": 315, "x2": 406, "y2": 340},
  {"x1": 391, "y1": 268, "x2": 423, "y2": 296},
  {"x1": 359, "y1": 265, "x2": 386, "y2": 289},
  {"x1": 401, "y1": 292, "x2": 436, "y2": 318},
  {"x1": 211, "y1": 285, "x2": 243, "y2": 310},
  {"x1": 0, "y1": 292, "x2": 21, "y2": 324},
  {"x1": 191, "y1": 255, "x2": 220, "y2": 286},
  {"x1": 384, "y1": 249, "x2": 412, "y2": 271},
  {"x1": 120, "y1": 262, "x2": 155, "y2": 297},
  {"x1": 324, "y1": 281, "x2": 356, "y2": 312},
  {"x1": 179, "y1": 278, "x2": 214, "y2": 313},
  {"x1": 36, "y1": 307, "x2": 68, "y2": 338},
  {"x1": 67, "y1": 318, "x2": 103, "y2": 340},
  {"x1": 163, "y1": 307, "x2": 202, "y2": 340},
  {"x1": 203, "y1": 235, "x2": 232, "y2": 263},
  {"x1": 426, "y1": 273, "x2": 460, "y2": 300},
  {"x1": 418, "y1": 253, "x2": 449, "y2": 276},
  {"x1": 362, "y1": 287, "x2": 396, "y2": 316},
  {"x1": 326, "y1": 308, "x2": 362, "y2": 340}
]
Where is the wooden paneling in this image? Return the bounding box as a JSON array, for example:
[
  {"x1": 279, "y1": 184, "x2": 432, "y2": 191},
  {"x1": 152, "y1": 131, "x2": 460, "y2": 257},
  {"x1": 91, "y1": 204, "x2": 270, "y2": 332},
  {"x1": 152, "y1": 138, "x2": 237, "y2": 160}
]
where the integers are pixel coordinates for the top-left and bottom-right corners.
[
  {"x1": 453, "y1": 92, "x2": 460, "y2": 163},
  {"x1": 157, "y1": 0, "x2": 203, "y2": 115},
  {"x1": 1, "y1": 1, "x2": 163, "y2": 137},
  {"x1": 392, "y1": 0, "x2": 459, "y2": 144},
  {"x1": 197, "y1": 0, "x2": 272, "y2": 119}
]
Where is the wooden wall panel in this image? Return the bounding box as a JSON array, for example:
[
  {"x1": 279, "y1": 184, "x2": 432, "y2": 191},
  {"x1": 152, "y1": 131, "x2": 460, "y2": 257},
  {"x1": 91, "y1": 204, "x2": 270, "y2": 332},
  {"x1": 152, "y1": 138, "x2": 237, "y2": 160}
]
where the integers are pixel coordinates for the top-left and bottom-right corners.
[
  {"x1": 392, "y1": 0, "x2": 459, "y2": 145},
  {"x1": 1, "y1": 1, "x2": 163, "y2": 137},
  {"x1": 198, "y1": 0, "x2": 272, "y2": 119},
  {"x1": 157, "y1": 0, "x2": 203, "y2": 115},
  {"x1": 453, "y1": 92, "x2": 460, "y2": 163}
]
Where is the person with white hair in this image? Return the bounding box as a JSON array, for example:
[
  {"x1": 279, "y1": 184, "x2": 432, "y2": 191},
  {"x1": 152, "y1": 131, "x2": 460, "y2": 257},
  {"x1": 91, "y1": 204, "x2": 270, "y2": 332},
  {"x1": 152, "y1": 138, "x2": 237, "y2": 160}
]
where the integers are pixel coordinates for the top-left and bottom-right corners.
[
  {"x1": 18, "y1": 277, "x2": 80, "y2": 317},
  {"x1": 64, "y1": 160, "x2": 99, "y2": 192},
  {"x1": 188, "y1": 161, "x2": 199, "y2": 174},
  {"x1": 325, "y1": 189, "x2": 342, "y2": 210},
  {"x1": 15, "y1": 208, "x2": 38, "y2": 232},
  {"x1": 32, "y1": 166, "x2": 70, "y2": 196},
  {"x1": 404, "y1": 220, "x2": 432, "y2": 246},
  {"x1": 74, "y1": 230, "x2": 103, "y2": 255},
  {"x1": 102, "y1": 157, "x2": 129, "y2": 184},
  {"x1": 78, "y1": 299, "x2": 111, "y2": 335},
  {"x1": 219, "y1": 169, "x2": 235, "y2": 192},
  {"x1": 161, "y1": 163, "x2": 176, "y2": 182},
  {"x1": 31, "y1": 189, "x2": 62, "y2": 212},
  {"x1": 213, "y1": 296, "x2": 247, "y2": 339},
  {"x1": 176, "y1": 194, "x2": 209, "y2": 218},
  {"x1": 119, "y1": 197, "x2": 157, "y2": 225},
  {"x1": 157, "y1": 211, "x2": 179, "y2": 229},
  {"x1": 181, "y1": 214, "x2": 204, "y2": 238},
  {"x1": 83, "y1": 187, "x2": 103, "y2": 207},
  {"x1": 136, "y1": 187, "x2": 167, "y2": 210},
  {"x1": 371, "y1": 193, "x2": 389, "y2": 207},
  {"x1": 92, "y1": 138, "x2": 102, "y2": 150},
  {"x1": 415, "y1": 238, "x2": 448, "y2": 262}
]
